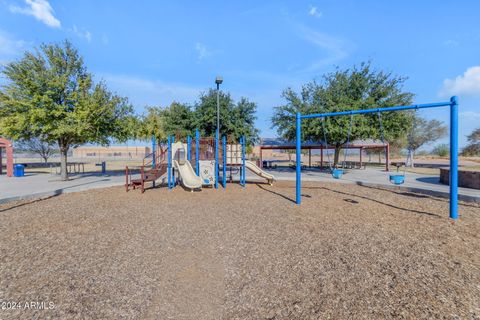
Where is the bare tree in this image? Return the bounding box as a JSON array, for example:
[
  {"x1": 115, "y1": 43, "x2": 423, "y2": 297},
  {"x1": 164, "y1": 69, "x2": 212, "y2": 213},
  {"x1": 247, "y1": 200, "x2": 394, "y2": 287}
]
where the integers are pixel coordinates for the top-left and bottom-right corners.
[
  {"x1": 467, "y1": 128, "x2": 480, "y2": 143},
  {"x1": 407, "y1": 116, "x2": 447, "y2": 167},
  {"x1": 17, "y1": 138, "x2": 57, "y2": 164},
  {"x1": 461, "y1": 128, "x2": 480, "y2": 156}
]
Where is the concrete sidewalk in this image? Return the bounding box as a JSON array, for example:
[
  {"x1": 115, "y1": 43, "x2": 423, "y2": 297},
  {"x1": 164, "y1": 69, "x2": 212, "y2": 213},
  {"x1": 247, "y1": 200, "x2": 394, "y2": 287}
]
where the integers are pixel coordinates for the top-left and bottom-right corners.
[
  {"x1": 0, "y1": 172, "x2": 127, "y2": 204},
  {"x1": 248, "y1": 167, "x2": 480, "y2": 202},
  {"x1": 1, "y1": 167, "x2": 478, "y2": 204}
]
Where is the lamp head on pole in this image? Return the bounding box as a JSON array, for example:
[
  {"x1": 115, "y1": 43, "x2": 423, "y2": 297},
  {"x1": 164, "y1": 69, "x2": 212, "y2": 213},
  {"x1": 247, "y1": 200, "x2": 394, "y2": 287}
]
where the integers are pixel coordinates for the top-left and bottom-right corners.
[{"x1": 215, "y1": 76, "x2": 223, "y2": 86}]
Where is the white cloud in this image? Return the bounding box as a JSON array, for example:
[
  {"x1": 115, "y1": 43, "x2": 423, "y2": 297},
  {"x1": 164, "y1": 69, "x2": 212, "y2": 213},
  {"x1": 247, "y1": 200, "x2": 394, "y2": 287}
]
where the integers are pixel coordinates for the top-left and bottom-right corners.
[
  {"x1": 9, "y1": 0, "x2": 61, "y2": 28},
  {"x1": 440, "y1": 66, "x2": 480, "y2": 97},
  {"x1": 298, "y1": 25, "x2": 349, "y2": 71},
  {"x1": 195, "y1": 42, "x2": 211, "y2": 60},
  {"x1": 101, "y1": 74, "x2": 203, "y2": 108},
  {"x1": 460, "y1": 111, "x2": 480, "y2": 121},
  {"x1": 309, "y1": 6, "x2": 322, "y2": 18},
  {"x1": 71, "y1": 25, "x2": 91, "y2": 42}
]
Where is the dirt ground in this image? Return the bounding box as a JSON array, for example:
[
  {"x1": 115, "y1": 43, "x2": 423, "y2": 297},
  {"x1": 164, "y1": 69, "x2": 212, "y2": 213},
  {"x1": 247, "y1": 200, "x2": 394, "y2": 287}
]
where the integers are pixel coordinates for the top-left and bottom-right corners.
[{"x1": 0, "y1": 181, "x2": 479, "y2": 319}]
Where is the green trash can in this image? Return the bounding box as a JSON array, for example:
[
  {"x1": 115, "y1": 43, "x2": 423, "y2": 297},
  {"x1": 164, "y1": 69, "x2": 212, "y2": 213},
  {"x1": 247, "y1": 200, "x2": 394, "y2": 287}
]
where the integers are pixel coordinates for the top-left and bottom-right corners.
[{"x1": 13, "y1": 164, "x2": 25, "y2": 177}]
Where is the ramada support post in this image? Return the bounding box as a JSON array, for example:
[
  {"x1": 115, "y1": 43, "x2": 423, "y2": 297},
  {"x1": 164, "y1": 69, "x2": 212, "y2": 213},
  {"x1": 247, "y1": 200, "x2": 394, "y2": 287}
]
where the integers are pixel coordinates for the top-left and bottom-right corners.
[
  {"x1": 308, "y1": 149, "x2": 311, "y2": 168},
  {"x1": 0, "y1": 138, "x2": 13, "y2": 177},
  {"x1": 386, "y1": 143, "x2": 390, "y2": 172},
  {"x1": 359, "y1": 147, "x2": 363, "y2": 169},
  {"x1": 320, "y1": 147, "x2": 323, "y2": 169}
]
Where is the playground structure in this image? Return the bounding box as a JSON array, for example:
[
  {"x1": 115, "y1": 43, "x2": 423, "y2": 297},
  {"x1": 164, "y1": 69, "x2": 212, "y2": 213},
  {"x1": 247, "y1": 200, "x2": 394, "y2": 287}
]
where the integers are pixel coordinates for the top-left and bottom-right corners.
[
  {"x1": 295, "y1": 96, "x2": 459, "y2": 219},
  {"x1": 0, "y1": 138, "x2": 14, "y2": 177},
  {"x1": 125, "y1": 130, "x2": 275, "y2": 193}
]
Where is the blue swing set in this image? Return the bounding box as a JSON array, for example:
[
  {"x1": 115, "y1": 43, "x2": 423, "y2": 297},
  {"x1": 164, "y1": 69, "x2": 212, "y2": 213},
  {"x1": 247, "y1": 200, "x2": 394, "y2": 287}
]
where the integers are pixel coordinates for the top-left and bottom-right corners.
[
  {"x1": 295, "y1": 97, "x2": 460, "y2": 220},
  {"x1": 323, "y1": 111, "x2": 409, "y2": 184}
]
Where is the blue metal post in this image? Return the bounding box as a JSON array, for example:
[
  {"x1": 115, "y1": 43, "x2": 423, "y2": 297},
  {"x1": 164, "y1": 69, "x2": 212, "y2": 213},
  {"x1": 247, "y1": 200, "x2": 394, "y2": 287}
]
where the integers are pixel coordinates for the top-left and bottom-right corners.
[
  {"x1": 239, "y1": 136, "x2": 242, "y2": 186},
  {"x1": 239, "y1": 137, "x2": 242, "y2": 186},
  {"x1": 450, "y1": 96, "x2": 459, "y2": 220},
  {"x1": 151, "y1": 135, "x2": 156, "y2": 168},
  {"x1": 167, "y1": 136, "x2": 172, "y2": 189},
  {"x1": 301, "y1": 100, "x2": 451, "y2": 119},
  {"x1": 151, "y1": 135, "x2": 156, "y2": 187},
  {"x1": 172, "y1": 136, "x2": 175, "y2": 186},
  {"x1": 296, "y1": 113, "x2": 301, "y2": 204},
  {"x1": 195, "y1": 129, "x2": 200, "y2": 175},
  {"x1": 241, "y1": 136, "x2": 246, "y2": 187},
  {"x1": 215, "y1": 130, "x2": 219, "y2": 189},
  {"x1": 187, "y1": 136, "x2": 191, "y2": 162},
  {"x1": 222, "y1": 136, "x2": 227, "y2": 188}
]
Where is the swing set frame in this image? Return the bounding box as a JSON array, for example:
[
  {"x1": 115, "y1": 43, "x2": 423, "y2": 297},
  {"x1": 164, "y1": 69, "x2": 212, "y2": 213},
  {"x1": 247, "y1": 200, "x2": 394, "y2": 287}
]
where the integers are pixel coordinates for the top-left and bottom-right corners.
[{"x1": 295, "y1": 96, "x2": 459, "y2": 220}]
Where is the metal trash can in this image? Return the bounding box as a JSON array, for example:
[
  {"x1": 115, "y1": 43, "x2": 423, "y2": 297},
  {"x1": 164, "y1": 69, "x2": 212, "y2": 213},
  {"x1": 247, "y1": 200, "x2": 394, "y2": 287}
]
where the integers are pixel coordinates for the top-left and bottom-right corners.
[
  {"x1": 95, "y1": 161, "x2": 106, "y2": 175},
  {"x1": 13, "y1": 164, "x2": 25, "y2": 177}
]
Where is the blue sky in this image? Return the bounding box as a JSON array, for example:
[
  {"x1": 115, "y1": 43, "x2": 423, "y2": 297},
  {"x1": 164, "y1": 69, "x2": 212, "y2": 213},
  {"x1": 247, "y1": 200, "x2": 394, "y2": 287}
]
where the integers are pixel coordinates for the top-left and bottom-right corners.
[{"x1": 1, "y1": 0, "x2": 479, "y2": 147}]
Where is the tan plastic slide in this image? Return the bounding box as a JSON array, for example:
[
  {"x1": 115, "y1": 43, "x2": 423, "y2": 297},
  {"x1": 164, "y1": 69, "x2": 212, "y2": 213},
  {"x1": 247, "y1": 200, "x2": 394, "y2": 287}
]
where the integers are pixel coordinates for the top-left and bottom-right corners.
[
  {"x1": 245, "y1": 160, "x2": 275, "y2": 185},
  {"x1": 173, "y1": 159, "x2": 203, "y2": 190}
]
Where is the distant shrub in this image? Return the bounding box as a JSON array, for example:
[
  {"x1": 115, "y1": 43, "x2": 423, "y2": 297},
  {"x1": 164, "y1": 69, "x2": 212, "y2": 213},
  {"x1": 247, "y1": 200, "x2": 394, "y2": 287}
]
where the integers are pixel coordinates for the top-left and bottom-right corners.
[
  {"x1": 432, "y1": 144, "x2": 449, "y2": 157},
  {"x1": 461, "y1": 143, "x2": 480, "y2": 156},
  {"x1": 416, "y1": 150, "x2": 429, "y2": 156}
]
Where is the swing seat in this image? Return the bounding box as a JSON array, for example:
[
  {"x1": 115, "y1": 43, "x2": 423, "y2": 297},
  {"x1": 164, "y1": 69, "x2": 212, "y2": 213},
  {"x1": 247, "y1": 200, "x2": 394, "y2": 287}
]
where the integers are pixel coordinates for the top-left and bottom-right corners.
[
  {"x1": 389, "y1": 174, "x2": 405, "y2": 185},
  {"x1": 332, "y1": 168, "x2": 344, "y2": 179}
]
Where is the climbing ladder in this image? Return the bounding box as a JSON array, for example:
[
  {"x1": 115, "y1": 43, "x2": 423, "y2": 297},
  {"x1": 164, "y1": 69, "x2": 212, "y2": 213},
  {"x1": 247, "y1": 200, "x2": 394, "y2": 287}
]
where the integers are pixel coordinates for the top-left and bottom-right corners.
[{"x1": 125, "y1": 146, "x2": 167, "y2": 193}]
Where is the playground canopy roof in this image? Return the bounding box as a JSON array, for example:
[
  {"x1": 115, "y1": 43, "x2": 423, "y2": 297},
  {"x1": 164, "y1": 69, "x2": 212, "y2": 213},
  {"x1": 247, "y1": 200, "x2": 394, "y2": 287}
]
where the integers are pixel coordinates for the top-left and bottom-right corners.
[{"x1": 258, "y1": 138, "x2": 388, "y2": 150}]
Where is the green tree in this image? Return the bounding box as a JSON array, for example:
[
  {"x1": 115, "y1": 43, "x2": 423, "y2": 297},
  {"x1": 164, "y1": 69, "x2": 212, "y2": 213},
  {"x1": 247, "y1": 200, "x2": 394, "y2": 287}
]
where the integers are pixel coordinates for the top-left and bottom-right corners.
[
  {"x1": 194, "y1": 89, "x2": 259, "y2": 143},
  {"x1": 406, "y1": 116, "x2": 447, "y2": 166},
  {"x1": 137, "y1": 106, "x2": 166, "y2": 142},
  {"x1": 228, "y1": 97, "x2": 260, "y2": 143},
  {"x1": 272, "y1": 62, "x2": 414, "y2": 165},
  {"x1": 0, "y1": 40, "x2": 134, "y2": 180},
  {"x1": 194, "y1": 89, "x2": 234, "y2": 137},
  {"x1": 163, "y1": 102, "x2": 195, "y2": 138},
  {"x1": 137, "y1": 102, "x2": 195, "y2": 143},
  {"x1": 461, "y1": 128, "x2": 480, "y2": 156}
]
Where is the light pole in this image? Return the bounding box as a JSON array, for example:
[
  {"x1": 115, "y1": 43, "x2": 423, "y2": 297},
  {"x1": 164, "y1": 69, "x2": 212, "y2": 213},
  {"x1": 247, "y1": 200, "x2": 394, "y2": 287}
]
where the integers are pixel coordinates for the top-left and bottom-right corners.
[{"x1": 215, "y1": 76, "x2": 223, "y2": 136}]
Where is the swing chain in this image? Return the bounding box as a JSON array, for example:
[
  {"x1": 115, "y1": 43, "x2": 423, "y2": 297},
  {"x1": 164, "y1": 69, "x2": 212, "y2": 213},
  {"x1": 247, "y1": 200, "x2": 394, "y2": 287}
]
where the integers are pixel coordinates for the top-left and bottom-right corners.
[
  {"x1": 342, "y1": 114, "x2": 354, "y2": 166},
  {"x1": 321, "y1": 117, "x2": 333, "y2": 170},
  {"x1": 405, "y1": 112, "x2": 417, "y2": 167}
]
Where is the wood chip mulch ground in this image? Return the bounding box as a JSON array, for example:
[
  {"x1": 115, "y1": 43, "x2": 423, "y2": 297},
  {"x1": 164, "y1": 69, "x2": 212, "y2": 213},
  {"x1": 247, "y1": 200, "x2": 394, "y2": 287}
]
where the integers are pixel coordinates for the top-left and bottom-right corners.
[{"x1": 0, "y1": 181, "x2": 479, "y2": 319}]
